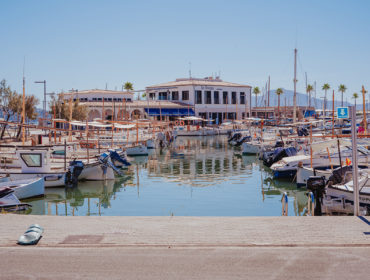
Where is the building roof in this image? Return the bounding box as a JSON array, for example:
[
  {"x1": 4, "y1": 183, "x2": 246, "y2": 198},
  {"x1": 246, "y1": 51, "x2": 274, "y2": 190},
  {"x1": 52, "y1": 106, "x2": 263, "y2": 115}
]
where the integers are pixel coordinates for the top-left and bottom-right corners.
[
  {"x1": 63, "y1": 89, "x2": 134, "y2": 95},
  {"x1": 80, "y1": 100, "x2": 192, "y2": 109},
  {"x1": 146, "y1": 77, "x2": 251, "y2": 90}
]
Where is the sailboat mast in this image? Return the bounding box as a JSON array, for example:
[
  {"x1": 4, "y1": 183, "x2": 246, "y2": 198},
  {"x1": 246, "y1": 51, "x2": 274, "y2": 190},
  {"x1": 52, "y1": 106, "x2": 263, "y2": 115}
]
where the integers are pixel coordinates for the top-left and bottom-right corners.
[
  {"x1": 293, "y1": 48, "x2": 297, "y2": 123},
  {"x1": 267, "y1": 76, "x2": 270, "y2": 107},
  {"x1": 22, "y1": 76, "x2": 26, "y2": 145}
]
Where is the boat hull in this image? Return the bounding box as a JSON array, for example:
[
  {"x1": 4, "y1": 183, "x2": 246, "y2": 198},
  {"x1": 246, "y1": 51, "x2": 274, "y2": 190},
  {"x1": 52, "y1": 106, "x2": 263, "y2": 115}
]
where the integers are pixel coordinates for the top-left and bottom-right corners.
[{"x1": 2, "y1": 178, "x2": 45, "y2": 199}]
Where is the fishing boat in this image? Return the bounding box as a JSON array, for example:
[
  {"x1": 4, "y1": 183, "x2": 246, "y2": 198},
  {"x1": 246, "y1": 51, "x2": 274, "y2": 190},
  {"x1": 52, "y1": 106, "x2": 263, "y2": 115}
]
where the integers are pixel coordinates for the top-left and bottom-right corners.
[
  {"x1": 125, "y1": 144, "x2": 149, "y2": 156},
  {"x1": 0, "y1": 187, "x2": 30, "y2": 211},
  {"x1": 0, "y1": 177, "x2": 44, "y2": 199}
]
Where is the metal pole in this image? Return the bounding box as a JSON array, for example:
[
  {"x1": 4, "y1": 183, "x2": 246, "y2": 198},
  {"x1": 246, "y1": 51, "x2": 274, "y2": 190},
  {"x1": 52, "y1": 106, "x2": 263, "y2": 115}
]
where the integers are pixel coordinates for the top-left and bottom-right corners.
[
  {"x1": 351, "y1": 106, "x2": 360, "y2": 216},
  {"x1": 44, "y1": 80, "x2": 46, "y2": 119}
]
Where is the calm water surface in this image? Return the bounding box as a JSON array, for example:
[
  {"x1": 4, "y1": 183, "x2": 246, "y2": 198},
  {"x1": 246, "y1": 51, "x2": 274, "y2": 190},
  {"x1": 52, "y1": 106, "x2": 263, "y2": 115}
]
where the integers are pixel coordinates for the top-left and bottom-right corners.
[{"x1": 24, "y1": 136, "x2": 308, "y2": 216}]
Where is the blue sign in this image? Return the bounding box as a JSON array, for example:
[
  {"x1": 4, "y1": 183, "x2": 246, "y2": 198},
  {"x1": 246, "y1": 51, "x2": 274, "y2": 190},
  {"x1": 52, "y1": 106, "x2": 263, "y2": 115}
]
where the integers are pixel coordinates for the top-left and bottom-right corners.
[{"x1": 337, "y1": 107, "x2": 349, "y2": 119}]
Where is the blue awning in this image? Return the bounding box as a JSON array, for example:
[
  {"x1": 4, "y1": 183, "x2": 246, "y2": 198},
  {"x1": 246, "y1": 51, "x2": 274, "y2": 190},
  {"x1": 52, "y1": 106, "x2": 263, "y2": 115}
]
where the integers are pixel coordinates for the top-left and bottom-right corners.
[{"x1": 145, "y1": 108, "x2": 195, "y2": 116}]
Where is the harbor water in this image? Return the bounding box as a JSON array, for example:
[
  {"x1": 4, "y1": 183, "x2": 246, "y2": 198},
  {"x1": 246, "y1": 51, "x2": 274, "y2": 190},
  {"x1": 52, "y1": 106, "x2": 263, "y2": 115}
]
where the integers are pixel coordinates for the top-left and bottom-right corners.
[{"x1": 24, "y1": 136, "x2": 308, "y2": 216}]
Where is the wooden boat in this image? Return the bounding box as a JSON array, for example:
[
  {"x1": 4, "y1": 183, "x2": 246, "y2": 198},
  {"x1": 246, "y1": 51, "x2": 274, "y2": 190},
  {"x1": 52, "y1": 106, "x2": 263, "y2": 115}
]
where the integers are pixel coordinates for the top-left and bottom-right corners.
[
  {"x1": 0, "y1": 177, "x2": 44, "y2": 199},
  {"x1": 0, "y1": 188, "x2": 30, "y2": 211}
]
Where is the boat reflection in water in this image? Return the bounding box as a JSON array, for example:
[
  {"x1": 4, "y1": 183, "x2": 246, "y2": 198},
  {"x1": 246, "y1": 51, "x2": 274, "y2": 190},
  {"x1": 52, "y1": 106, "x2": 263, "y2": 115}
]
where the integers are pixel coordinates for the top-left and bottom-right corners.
[
  {"x1": 24, "y1": 175, "x2": 134, "y2": 216},
  {"x1": 22, "y1": 135, "x2": 314, "y2": 216}
]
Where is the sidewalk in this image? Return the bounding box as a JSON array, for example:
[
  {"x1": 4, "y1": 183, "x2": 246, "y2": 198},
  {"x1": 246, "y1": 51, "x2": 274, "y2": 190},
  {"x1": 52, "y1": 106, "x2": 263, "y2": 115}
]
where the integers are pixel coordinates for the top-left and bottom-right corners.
[{"x1": 1, "y1": 215, "x2": 370, "y2": 279}]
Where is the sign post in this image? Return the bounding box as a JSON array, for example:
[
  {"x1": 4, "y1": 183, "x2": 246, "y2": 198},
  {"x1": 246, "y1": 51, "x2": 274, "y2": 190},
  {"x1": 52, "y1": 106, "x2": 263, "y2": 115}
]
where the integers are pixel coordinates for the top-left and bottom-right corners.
[{"x1": 350, "y1": 106, "x2": 360, "y2": 216}]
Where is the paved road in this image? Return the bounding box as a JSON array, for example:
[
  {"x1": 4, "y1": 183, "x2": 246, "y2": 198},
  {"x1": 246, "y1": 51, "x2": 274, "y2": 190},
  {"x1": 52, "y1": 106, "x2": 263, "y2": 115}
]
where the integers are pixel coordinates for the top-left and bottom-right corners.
[{"x1": 1, "y1": 215, "x2": 370, "y2": 279}]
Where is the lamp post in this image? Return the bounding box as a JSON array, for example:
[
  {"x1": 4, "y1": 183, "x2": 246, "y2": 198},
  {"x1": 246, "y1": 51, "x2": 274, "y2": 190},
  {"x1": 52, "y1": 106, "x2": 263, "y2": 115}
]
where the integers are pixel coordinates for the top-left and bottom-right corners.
[{"x1": 34, "y1": 80, "x2": 46, "y2": 119}]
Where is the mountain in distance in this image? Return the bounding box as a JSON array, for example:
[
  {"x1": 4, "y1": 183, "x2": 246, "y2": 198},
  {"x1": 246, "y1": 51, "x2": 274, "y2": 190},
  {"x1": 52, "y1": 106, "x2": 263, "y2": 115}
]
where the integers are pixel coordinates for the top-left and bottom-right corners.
[{"x1": 255, "y1": 89, "x2": 364, "y2": 109}]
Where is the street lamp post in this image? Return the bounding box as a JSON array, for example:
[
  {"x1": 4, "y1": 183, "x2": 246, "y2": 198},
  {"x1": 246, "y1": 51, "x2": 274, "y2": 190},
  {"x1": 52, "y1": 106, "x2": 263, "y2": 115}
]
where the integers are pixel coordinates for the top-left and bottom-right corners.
[{"x1": 35, "y1": 80, "x2": 46, "y2": 119}]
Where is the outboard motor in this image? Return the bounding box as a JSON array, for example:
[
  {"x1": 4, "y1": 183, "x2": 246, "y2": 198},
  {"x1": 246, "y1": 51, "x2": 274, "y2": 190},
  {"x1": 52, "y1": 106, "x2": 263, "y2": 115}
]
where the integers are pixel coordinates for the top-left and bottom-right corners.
[
  {"x1": 275, "y1": 140, "x2": 284, "y2": 148},
  {"x1": 99, "y1": 152, "x2": 124, "y2": 176},
  {"x1": 235, "y1": 136, "x2": 251, "y2": 147},
  {"x1": 65, "y1": 160, "x2": 84, "y2": 187},
  {"x1": 228, "y1": 132, "x2": 242, "y2": 143},
  {"x1": 306, "y1": 176, "x2": 326, "y2": 216},
  {"x1": 109, "y1": 150, "x2": 131, "y2": 168}
]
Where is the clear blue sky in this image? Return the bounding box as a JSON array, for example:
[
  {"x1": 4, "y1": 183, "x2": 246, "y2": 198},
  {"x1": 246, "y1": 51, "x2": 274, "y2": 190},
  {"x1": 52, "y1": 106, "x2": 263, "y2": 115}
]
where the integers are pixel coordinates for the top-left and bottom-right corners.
[{"x1": 1, "y1": 0, "x2": 369, "y2": 106}]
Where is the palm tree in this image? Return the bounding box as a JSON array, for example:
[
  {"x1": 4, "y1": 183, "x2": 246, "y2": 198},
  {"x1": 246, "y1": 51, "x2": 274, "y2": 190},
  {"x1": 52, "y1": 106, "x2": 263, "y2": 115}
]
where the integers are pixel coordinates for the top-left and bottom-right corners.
[
  {"x1": 322, "y1": 83, "x2": 330, "y2": 116},
  {"x1": 306, "y1": 84, "x2": 313, "y2": 108},
  {"x1": 353, "y1": 93, "x2": 359, "y2": 108},
  {"x1": 338, "y1": 84, "x2": 347, "y2": 107},
  {"x1": 275, "y1": 88, "x2": 283, "y2": 123},
  {"x1": 124, "y1": 82, "x2": 133, "y2": 91},
  {"x1": 253, "y1": 87, "x2": 260, "y2": 108}
]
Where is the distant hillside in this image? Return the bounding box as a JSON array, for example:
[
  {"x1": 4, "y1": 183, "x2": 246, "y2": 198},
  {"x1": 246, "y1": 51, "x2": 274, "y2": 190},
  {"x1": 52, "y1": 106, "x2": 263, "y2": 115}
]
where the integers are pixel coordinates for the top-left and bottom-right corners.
[{"x1": 255, "y1": 89, "x2": 358, "y2": 109}]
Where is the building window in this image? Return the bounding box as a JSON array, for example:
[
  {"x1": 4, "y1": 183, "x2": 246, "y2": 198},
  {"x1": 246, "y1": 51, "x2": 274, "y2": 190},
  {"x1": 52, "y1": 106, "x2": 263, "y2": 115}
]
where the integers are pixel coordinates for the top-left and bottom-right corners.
[
  {"x1": 93, "y1": 98, "x2": 97, "y2": 101},
  {"x1": 149, "y1": 93, "x2": 156, "y2": 100},
  {"x1": 195, "y1": 91, "x2": 202, "y2": 104},
  {"x1": 231, "y1": 92, "x2": 237, "y2": 104},
  {"x1": 205, "y1": 91, "x2": 211, "y2": 104},
  {"x1": 98, "y1": 98, "x2": 102, "y2": 101},
  {"x1": 182, "y1": 91, "x2": 189, "y2": 101},
  {"x1": 172, "y1": 91, "x2": 179, "y2": 101},
  {"x1": 214, "y1": 91, "x2": 219, "y2": 104},
  {"x1": 113, "y1": 98, "x2": 117, "y2": 101},
  {"x1": 223, "y1": 91, "x2": 228, "y2": 104},
  {"x1": 159, "y1": 92, "x2": 168, "y2": 100},
  {"x1": 240, "y1": 92, "x2": 245, "y2": 104},
  {"x1": 108, "y1": 98, "x2": 112, "y2": 101}
]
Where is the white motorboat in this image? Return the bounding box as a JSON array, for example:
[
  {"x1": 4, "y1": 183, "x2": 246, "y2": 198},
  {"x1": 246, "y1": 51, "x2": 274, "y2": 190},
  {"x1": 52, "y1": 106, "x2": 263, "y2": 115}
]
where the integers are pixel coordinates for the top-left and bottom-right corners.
[
  {"x1": 270, "y1": 143, "x2": 370, "y2": 179},
  {"x1": 324, "y1": 170, "x2": 370, "y2": 209},
  {"x1": 297, "y1": 164, "x2": 368, "y2": 187},
  {"x1": 126, "y1": 144, "x2": 149, "y2": 156},
  {"x1": 0, "y1": 177, "x2": 44, "y2": 199}
]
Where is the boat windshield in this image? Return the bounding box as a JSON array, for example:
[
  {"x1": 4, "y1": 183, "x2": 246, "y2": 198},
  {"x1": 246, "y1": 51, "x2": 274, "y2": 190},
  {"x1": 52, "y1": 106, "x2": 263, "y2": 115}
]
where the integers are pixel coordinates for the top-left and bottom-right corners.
[{"x1": 20, "y1": 153, "x2": 42, "y2": 167}]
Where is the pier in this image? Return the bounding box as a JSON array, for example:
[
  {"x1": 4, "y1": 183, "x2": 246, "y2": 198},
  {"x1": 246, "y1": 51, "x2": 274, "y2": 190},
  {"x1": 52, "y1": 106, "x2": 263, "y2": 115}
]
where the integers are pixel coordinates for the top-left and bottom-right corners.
[{"x1": 1, "y1": 215, "x2": 370, "y2": 279}]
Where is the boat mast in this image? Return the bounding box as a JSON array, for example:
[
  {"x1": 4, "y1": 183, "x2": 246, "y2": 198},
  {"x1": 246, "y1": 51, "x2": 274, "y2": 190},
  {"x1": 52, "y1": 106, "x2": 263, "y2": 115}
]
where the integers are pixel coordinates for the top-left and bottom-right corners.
[
  {"x1": 362, "y1": 86, "x2": 367, "y2": 133},
  {"x1": 267, "y1": 75, "x2": 270, "y2": 107},
  {"x1": 21, "y1": 75, "x2": 26, "y2": 145},
  {"x1": 293, "y1": 48, "x2": 297, "y2": 123}
]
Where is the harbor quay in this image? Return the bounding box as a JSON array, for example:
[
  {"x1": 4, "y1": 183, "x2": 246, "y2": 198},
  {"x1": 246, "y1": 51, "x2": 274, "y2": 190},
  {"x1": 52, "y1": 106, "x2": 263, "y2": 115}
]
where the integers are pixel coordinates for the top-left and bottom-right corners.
[{"x1": 1, "y1": 215, "x2": 370, "y2": 279}]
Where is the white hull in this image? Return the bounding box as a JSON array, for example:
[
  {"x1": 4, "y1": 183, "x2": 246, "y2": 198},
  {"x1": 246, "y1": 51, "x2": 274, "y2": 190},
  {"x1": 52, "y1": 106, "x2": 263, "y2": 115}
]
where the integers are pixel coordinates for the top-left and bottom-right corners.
[
  {"x1": 146, "y1": 139, "x2": 156, "y2": 149},
  {"x1": 6, "y1": 173, "x2": 66, "y2": 188},
  {"x1": 79, "y1": 162, "x2": 115, "y2": 181},
  {"x1": 1, "y1": 177, "x2": 45, "y2": 199},
  {"x1": 296, "y1": 166, "x2": 333, "y2": 187},
  {"x1": 242, "y1": 143, "x2": 260, "y2": 154},
  {"x1": 126, "y1": 145, "x2": 148, "y2": 156}
]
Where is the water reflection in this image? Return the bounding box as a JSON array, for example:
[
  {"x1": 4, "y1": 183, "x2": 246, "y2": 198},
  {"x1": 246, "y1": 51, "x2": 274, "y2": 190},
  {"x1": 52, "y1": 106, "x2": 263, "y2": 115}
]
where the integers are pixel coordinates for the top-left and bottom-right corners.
[{"x1": 24, "y1": 135, "x2": 309, "y2": 216}]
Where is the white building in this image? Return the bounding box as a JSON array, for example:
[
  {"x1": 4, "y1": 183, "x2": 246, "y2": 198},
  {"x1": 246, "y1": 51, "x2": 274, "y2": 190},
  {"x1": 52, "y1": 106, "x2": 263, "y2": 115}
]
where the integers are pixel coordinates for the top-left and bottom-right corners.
[
  {"x1": 62, "y1": 89, "x2": 192, "y2": 121},
  {"x1": 146, "y1": 77, "x2": 252, "y2": 121}
]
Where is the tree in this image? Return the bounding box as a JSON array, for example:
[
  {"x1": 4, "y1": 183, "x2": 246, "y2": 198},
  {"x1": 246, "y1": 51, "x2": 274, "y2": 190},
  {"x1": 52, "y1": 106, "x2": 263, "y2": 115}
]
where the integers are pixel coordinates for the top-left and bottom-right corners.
[
  {"x1": 49, "y1": 93, "x2": 87, "y2": 121},
  {"x1": 16, "y1": 95, "x2": 39, "y2": 139},
  {"x1": 0, "y1": 79, "x2": 22, "y2": 139},
  {"x1": 306, "y1": 84, "x2": 314, "y2": 108},
  {"x1": 124, "y1": 82, "x2": 133, "y2": 91},
  {"x1": 353, "y1": 93, "x2": 359, "y2": 108},
  {"x1": 253, "y1": 87, "x2": 260, "y2": 107},
  {"x1": 322, "y1": 83, "x2": 330, "y2": 116},
  {"x1": 275, "y1": 88, "x2": 283, "y2": 123},
  {"x1": 338, "y1": 84, "x2": 347, "y2": 107}
]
